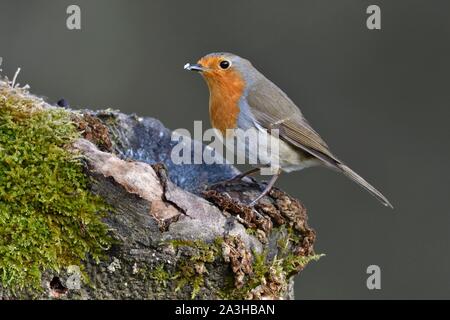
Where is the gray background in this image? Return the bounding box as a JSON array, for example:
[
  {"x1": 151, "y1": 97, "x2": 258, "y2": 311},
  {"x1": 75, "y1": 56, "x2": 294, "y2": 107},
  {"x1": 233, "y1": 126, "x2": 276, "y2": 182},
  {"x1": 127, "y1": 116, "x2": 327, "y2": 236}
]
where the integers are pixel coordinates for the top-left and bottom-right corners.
[{"x1": 1, "y1": 0, "x2": 449, "y2": 299}]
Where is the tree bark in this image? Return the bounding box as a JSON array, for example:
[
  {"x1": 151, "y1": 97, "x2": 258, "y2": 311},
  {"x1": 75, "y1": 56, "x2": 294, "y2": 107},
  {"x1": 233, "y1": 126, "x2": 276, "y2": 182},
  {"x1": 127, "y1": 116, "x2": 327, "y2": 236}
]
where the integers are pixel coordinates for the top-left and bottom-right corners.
[{"x1": 0, "y1": 83, "x2": 318, "y2": 300}]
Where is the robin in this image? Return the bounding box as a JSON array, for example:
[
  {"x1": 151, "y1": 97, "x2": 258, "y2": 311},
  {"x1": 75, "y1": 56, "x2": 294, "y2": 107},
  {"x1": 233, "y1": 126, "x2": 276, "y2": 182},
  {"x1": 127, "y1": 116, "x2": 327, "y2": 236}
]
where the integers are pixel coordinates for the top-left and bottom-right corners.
[{"x1": 184, "y1": 52, "x2": 392, "y2": 208}]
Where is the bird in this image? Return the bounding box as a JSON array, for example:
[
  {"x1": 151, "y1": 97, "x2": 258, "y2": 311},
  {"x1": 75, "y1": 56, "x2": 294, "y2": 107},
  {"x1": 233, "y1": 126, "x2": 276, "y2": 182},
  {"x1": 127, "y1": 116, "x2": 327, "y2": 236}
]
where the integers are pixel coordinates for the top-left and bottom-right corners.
[{"x1": 184, "y1": 52, "x2": 392, "y2": 208}]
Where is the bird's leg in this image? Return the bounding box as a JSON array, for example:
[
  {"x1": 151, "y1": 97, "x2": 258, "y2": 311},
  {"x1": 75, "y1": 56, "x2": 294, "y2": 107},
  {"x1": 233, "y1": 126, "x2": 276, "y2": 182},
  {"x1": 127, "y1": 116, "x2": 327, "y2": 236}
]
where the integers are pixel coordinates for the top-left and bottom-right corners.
[
  {"x1": 249, "y1": 169, "x2": 282, "y2": 206},
  {"x1": 209, "y1": 167, "x2": 261, "y2": 189},
  {"x1": 227, "y1": 167, "x2": 261, "y2": 183}
]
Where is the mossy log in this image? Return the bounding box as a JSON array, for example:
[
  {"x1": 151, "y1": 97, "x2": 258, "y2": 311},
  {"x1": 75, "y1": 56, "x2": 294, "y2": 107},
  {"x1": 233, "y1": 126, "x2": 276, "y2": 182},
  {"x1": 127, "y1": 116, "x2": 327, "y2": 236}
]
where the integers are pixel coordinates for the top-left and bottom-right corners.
[{"x1": 0, "y1": 79, "x2": 320, "y2": 300}]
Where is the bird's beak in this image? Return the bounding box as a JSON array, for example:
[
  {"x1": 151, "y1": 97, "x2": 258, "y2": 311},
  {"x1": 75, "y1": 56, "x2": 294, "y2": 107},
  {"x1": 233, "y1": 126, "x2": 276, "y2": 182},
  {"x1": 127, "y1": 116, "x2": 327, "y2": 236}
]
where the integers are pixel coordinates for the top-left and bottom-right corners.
[{"x1": 184, "y1": 63, "x2": 205, "y2": 72}]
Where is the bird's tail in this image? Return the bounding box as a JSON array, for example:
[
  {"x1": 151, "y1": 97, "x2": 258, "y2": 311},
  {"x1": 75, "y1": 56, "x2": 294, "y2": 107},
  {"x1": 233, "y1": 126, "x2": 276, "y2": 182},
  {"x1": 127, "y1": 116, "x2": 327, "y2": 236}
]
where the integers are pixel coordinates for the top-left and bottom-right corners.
[{"x1": 336, "y1": 163, "x2": 393, "y2": 208}]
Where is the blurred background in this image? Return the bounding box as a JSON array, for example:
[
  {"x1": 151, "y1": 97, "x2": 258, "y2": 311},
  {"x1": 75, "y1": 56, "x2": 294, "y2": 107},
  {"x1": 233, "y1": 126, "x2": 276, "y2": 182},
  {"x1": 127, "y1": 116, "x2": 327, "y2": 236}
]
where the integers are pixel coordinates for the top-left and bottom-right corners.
[{"x1": 1, "y1": 0, "x2": 449, "y2": 299}]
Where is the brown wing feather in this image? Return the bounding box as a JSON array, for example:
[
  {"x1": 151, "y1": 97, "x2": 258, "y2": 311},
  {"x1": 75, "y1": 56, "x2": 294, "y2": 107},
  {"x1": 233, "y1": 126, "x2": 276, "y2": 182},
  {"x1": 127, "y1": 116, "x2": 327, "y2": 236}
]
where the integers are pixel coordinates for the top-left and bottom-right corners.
[
  {"x1": 246, "y1": 80, "x2": 339, "y2": 166},
  {"x1": 246, "y1": 79, "x2": 393, "y2": 208}
]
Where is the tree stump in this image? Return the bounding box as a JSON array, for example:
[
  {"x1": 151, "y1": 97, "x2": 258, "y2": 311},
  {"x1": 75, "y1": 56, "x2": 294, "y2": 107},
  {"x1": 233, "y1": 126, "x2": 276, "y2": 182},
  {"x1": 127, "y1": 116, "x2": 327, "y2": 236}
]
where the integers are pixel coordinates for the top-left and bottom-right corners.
[{"x1": 0, "y1": 80, "x2": 320, "y2": 300}]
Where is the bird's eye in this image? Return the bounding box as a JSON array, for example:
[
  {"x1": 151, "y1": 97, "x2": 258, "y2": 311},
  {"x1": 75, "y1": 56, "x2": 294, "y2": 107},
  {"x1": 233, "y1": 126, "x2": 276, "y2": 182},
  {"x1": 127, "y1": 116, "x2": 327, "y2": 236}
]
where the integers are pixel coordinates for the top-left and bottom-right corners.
[{"x1": 219, "y1": 60, "x2": 231, "y2": 69}]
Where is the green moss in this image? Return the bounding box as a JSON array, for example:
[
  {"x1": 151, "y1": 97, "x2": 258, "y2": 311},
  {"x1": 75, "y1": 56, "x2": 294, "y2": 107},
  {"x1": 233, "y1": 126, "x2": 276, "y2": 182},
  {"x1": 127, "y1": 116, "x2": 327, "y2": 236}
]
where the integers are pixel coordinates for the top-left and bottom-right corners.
[
  {"x1": 278, "y1": 226, "x2": 325, "y2": 277},
  {"x1": 173, "y1": 259, "x2": 204, "y2": 299},
  {"x1": 149, "y1": 264, "x2": 170, "y2": 288},
  {"x1": 220, "y1": 227, "x2": 324, "y2": 299},
  {"x1": 218, "y1": 249, "x2": 270, "y2": 299},
  {"x1": 281, "y1": 226, "x2": 303, "y2": 248},
  {"x1": 283, "y1": 253, "x2": 325, "y2": 276},
  {"x1": 167, "y1": 238, "x2": 223, "y2": 299},
  {"x1": 0, "y1": 87, "x2": 111, "y2": 291}
]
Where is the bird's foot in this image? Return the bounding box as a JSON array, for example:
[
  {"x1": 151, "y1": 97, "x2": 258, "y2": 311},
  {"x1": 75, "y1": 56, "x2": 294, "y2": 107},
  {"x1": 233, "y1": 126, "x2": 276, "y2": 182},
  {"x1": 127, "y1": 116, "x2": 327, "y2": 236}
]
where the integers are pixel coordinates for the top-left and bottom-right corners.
[
  {"x1": 248, "y1": 192, "x2": 267, "y2": 207},
  {"x1": 207, "y1": 167, "x2": 261, "y2": 190},
  {"x1": 247, "y1": 169, "x2": 282, "y2": 206}
]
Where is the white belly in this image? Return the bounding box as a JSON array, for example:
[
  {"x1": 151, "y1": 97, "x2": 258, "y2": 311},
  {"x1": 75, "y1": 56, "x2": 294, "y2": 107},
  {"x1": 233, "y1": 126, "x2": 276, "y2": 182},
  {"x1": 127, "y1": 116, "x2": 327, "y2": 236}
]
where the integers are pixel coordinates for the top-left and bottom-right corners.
[{"x1": 220, "y1": 127, "x2": 320, "y2": 173}]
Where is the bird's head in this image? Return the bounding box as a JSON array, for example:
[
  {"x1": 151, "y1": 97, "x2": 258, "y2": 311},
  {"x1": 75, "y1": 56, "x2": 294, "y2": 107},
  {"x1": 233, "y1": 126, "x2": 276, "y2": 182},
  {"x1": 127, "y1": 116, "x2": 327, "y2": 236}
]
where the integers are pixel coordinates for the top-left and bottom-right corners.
[{"x1": 184, "y1": 52, "x2": 254, "y2": 93}]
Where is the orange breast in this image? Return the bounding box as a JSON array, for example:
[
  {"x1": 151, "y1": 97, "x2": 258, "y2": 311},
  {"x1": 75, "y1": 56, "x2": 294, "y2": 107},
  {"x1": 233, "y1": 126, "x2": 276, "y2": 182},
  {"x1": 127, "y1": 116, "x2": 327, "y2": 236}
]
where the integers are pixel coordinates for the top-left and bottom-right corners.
[{"x1": 203, "y1": 70, "x2": 245, "y2": 136}]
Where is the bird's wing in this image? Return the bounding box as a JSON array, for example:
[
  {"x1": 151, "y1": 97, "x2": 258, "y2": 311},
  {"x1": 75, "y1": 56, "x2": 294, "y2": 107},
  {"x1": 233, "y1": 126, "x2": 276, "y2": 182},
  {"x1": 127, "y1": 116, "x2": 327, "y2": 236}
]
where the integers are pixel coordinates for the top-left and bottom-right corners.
[
  {"x1": 246, "y1": 79, "x2": 393, "y2": 208},
  {"x1": 246, "y1": 79, "x2": 339, "y2": 166}
]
